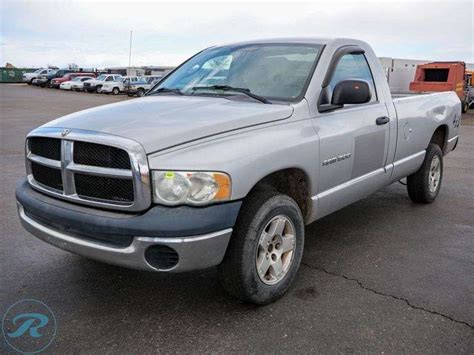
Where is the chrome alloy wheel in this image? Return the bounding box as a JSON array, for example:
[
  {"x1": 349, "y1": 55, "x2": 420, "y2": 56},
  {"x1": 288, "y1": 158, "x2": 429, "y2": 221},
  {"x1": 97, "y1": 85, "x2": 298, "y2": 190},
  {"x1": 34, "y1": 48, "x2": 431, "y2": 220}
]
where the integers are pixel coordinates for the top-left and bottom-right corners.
[
  {"x1": 429, "y1": 155, "x2": 441, "y2": 193},
  {"x1": 256, "y1": 215, "x2": 296, "y2": 285}
]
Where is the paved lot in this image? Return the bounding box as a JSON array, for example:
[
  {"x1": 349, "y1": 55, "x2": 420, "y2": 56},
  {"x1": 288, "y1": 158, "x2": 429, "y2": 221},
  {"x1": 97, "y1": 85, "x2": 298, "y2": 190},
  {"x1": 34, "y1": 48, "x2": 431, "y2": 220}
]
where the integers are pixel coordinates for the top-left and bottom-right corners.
[{"x1": 1, "y1": 84, "x2": 473, "y2": 353}]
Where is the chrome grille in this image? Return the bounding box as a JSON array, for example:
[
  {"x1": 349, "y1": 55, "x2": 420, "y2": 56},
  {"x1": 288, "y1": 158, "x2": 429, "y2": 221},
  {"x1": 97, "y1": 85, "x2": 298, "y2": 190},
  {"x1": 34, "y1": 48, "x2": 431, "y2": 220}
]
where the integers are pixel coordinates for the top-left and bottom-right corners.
[
  {"x1": 30, "y1": 137, "x2": 61, "y2": 161},
  {"x1": 73, "y1": 141, "x2": 131, "y2": 169},
  {"x1": 25, "y1": 128, "x2": 151, "y2": 212},
  {"x1": 30, "y1": 162, "x2": 63, "y2": 191},
  {"x1": 75, "y1": 173, "x2": 134, "y2": 202}
]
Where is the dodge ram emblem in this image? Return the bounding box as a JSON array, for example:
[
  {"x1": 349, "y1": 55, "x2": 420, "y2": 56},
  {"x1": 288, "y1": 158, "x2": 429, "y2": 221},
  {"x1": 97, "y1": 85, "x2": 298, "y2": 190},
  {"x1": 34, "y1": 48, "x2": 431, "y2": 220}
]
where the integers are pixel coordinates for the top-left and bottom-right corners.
[{"x1": 61, "y1": 129, "x2": 70, "y2": 137}]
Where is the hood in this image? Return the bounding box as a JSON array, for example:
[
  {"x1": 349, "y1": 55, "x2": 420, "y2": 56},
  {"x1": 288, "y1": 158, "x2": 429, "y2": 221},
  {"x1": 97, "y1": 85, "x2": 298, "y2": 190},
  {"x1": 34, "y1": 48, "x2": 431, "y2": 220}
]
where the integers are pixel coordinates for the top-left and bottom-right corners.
[{"x1": 43, "y1": 96, "x2": 294, "y2": 153}]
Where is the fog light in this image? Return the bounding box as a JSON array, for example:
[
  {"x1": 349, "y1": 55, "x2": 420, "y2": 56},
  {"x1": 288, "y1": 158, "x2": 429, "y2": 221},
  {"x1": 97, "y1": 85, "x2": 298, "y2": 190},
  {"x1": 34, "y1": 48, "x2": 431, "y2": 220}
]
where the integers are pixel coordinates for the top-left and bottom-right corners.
[{"x1": 145, "y1": 245, "x2": 179, "y2": 270}]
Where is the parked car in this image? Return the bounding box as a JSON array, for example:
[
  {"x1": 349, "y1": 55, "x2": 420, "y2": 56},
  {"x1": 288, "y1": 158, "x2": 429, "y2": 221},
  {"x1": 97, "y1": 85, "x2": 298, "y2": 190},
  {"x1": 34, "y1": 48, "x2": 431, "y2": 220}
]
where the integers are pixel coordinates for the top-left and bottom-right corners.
[
  {"x1": 101, "y1": 76, "x2": 140, "y2": 95},
  {"x1": 51, "y1": 72, "x2": 96, "y2": 89},
  {"x1": 125, "y1": 76, "x2": 163, "y2": 97},
  {"x1": 16, "y1": 38, "x2": 461, "y2": 304},
  {"x1": 22, "y1": 69, "x2": 55, "y2": 84},
  {"x1": 70, "y1": 77, "x2": 95, "y2": 92},
  {"x1": 60, "y1": 76, "x2": 95, "y2": 91},
  {"x1": 35, "y1": 69, "x2": 75, "y2": 87},
  {"x1": 83, "y1": 74, "x2": 122, "y2": 93}
]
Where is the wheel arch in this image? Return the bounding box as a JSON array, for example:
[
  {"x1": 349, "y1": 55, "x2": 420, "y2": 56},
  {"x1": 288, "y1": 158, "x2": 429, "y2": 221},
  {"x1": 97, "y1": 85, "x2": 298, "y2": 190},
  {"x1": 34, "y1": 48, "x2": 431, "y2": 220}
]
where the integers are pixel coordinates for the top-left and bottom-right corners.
[
  {"x1": 245, "y1": 167, "x2": 312, "y2": 223},
  {"x1": 430, "y1": 124, "x2": 448, "y2": 155}
]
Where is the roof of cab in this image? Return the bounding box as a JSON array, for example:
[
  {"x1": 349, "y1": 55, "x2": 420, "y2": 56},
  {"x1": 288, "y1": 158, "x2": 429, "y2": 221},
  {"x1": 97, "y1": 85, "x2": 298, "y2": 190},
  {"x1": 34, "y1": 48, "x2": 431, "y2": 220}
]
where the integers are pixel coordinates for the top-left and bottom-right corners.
[{"x1": 214, "y1": 37, "x2": 366, "y2": 48}]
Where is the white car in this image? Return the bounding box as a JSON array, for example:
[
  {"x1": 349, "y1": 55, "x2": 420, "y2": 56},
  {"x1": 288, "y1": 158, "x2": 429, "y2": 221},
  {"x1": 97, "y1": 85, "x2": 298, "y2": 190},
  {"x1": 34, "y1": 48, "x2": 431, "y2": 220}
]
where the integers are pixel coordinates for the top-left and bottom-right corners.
[
  {"x1": 125, "y1": 75, "x2": 164, "y2": 96},
  {"x1": 60, "y1": 76, "x2": 94, "y2": 91},
  {"x1": 83, "y1": 74, "x2": 122, "y2": 93},
  {"x1": 22, "y1": 69, "x2": 55, "y2": 84},
  {"x1": 101, "y1": 76, "x2": 141, "y2": 95}
]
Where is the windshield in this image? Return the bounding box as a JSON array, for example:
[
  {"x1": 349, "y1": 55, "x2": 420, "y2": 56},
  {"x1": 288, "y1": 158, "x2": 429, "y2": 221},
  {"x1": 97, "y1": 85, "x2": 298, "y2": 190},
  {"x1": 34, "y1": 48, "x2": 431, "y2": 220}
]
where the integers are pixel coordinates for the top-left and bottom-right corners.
[
  {"x1": 150, "y1": 43, "x2": 322, "y2": 101},
  {"x1": 96, "y1": 75, "x2": 106, "y2": 81},
  {"x1": 72, "y1": 77, "x2": 83, "y2": 82}
]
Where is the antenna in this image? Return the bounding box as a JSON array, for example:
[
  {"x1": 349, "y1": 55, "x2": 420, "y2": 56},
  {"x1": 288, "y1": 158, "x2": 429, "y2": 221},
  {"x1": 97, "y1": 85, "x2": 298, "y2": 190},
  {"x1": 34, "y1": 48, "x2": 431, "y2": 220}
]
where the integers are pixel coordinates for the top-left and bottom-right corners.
[{"x1": 128, "y1": 30, "x2": 133, "y2": 75}]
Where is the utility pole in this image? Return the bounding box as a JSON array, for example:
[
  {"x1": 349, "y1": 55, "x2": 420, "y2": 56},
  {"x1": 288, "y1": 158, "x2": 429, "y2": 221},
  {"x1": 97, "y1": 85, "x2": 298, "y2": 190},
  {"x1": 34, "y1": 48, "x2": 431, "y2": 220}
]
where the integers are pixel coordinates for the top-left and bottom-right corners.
[{"x1": 128, "y1": 30, "x2": 133, "y2": 75}]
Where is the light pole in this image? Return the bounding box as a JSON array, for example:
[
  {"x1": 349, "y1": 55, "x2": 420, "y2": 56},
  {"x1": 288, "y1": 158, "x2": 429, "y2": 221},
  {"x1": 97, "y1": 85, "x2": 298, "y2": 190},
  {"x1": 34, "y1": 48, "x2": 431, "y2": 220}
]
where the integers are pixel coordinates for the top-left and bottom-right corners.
[{"x1": 128, "y1": 30, "x2": 133, "y2": 75}]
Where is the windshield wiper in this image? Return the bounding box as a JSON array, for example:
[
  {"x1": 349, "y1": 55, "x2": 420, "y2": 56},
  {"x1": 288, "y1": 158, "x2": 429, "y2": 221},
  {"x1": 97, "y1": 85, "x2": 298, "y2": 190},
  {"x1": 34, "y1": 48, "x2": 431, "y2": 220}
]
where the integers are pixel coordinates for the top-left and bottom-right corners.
[
  {"x1": 192, "y1": 85, "x2": 271, "y2": 104},
  {"x1": 148, "y1": 87, "x2": 183, "y2": 96}
]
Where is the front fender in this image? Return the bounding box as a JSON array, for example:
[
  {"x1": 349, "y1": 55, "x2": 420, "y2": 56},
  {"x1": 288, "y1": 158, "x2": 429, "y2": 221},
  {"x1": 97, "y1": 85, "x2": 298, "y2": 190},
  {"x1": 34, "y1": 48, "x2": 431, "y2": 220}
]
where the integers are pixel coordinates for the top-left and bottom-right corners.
[{"x1": 147, "y1": 118, "x2": 319, "y2": 200}]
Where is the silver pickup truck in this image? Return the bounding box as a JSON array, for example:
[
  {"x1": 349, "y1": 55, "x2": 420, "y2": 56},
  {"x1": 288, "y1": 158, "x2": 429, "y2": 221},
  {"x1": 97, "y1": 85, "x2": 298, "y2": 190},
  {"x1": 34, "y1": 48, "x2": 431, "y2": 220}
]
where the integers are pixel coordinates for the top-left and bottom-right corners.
[{"x1": 16, "y1": 38, "x2": 461, "y2": 304}]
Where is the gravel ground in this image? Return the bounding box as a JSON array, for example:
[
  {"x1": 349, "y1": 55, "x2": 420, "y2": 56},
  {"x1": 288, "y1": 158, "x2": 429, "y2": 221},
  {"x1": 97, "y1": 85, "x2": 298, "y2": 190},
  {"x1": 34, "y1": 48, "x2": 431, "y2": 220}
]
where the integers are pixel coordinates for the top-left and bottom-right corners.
[{"x1": 1, "y1": 84, "x2": 473, "y2": 353}]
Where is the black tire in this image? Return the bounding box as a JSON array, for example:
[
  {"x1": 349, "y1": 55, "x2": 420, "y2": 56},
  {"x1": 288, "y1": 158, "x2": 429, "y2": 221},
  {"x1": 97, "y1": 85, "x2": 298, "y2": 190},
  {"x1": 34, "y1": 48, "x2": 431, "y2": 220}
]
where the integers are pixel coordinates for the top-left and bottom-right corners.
[
  {"x1": 112, "y1": 87, "x2": 120, "y2": 95},
  {"x1": 407, "y1": 143, "x2": 443, "y2": 203},
  {"x1": 461, "y1": 100, "x2": 469, "y2": 113},
  {"x1": 29, "y1": 78, "x2": 34, "y2": 85},
  {"x1": 137, "y1": 88, "x2": 145, "y2": 97},
  {"x1": 96, "y1": 85, "x2": 102, "y2": 93},
  {"x1": 218, "y1": 188, "x2": 305, "y2": 304}
]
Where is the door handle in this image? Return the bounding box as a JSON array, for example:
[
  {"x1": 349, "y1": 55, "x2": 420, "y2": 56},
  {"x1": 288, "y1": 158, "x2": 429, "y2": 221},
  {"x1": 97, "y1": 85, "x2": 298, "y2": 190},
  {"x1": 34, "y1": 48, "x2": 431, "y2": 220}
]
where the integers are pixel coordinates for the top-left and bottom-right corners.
[{"x1": 376, "y1": 116, "x2": 390, "y2": 125}]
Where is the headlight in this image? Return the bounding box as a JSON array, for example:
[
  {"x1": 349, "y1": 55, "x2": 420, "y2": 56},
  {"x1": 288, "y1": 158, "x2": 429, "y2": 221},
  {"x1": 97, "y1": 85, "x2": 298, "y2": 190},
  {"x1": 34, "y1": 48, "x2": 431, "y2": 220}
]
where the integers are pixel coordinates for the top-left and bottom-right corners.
[{"x1": 152, "y1": 171, "x2": 231, "y2": 205}]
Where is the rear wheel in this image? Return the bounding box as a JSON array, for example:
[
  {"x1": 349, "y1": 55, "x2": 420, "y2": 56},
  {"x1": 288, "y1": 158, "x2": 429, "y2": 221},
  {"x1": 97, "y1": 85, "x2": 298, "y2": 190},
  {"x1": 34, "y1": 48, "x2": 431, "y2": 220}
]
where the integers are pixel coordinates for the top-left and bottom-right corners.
[
  {"x1": 218, "y1": 188, "x2": 304, "y2": 304},
  {"x1": 112, "y1": 87, "x2": 120, "y2": 95},
  {"x1": 407, "y1": 143, "x2": 443, "y2": 203},
  {"x1": 137, "y1": 88, "x2": 145, "y2": 97}
]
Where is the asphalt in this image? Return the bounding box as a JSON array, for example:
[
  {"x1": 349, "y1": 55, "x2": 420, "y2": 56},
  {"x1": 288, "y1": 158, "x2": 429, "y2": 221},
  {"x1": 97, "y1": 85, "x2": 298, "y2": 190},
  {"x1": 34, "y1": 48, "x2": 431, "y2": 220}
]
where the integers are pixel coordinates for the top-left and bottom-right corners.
[{"x1": 1, "y1": 84, "x2": 473, "y2": 354}]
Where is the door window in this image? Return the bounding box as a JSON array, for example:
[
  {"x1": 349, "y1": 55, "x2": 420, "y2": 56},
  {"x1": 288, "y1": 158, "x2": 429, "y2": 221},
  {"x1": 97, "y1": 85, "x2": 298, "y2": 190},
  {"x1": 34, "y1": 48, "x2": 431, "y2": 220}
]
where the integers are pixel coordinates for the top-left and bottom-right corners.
[{"x1": 330, "y1": 53, "x2": 377, "y2": 102}]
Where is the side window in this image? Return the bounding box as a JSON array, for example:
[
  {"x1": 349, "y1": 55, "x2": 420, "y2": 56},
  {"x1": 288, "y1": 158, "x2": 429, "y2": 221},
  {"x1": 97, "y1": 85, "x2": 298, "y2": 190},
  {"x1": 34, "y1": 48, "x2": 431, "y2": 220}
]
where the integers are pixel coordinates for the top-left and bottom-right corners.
[
  {"x1": 330, "y1": 53, "x2": 377, "y2": 102},
  {"x1": 106, "y1": 76, "x2": 113, "y2": 81}
]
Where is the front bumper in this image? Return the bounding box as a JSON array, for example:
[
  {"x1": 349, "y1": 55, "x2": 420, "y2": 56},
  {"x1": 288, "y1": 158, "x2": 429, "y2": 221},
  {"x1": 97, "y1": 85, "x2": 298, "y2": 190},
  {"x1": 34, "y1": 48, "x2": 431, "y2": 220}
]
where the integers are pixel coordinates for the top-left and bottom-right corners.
[
  {"x1": 35, "y1": 78, "x2": 49, "y2": 86},
  {"x1": 16, "y1": 179, "x2": 241, "y2": 272},
  {"x1": 83, "y1": 84, "x2": 97, "y2": 91}
]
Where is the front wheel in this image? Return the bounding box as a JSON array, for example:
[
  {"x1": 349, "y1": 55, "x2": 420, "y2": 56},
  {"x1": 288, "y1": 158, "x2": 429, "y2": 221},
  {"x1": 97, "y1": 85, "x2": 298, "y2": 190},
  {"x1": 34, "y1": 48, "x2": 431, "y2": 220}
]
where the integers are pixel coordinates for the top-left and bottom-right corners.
[
  {"x1": 407, "y1": 143, "x2": 443, "y2": 203},
  {"x1": 218, "y1": 189, "x2": 304, "y2": 304}
]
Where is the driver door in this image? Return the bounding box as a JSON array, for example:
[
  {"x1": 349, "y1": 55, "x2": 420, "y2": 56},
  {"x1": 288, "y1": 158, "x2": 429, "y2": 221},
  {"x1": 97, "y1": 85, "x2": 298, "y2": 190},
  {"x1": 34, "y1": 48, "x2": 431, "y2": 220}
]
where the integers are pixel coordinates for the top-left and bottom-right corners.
[{"x1": 316, "y1": 52, "x2": 392, "y2": 218}]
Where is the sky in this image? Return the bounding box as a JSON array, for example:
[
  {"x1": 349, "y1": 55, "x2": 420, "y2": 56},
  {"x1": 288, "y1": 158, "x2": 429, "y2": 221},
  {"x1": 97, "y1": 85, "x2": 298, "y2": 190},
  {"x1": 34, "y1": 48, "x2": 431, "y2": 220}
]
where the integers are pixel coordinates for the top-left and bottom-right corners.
[{"x1": 0, "y1": 0, "x2": 473, "y2": 69}]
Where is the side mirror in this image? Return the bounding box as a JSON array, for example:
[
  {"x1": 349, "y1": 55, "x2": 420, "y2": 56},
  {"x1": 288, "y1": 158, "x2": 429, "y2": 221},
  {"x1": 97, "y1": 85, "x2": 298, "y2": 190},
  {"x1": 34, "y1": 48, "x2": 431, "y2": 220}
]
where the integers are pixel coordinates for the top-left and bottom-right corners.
[{"x1": 332, "y1": 79, "x2": 371, "y2": 106}]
